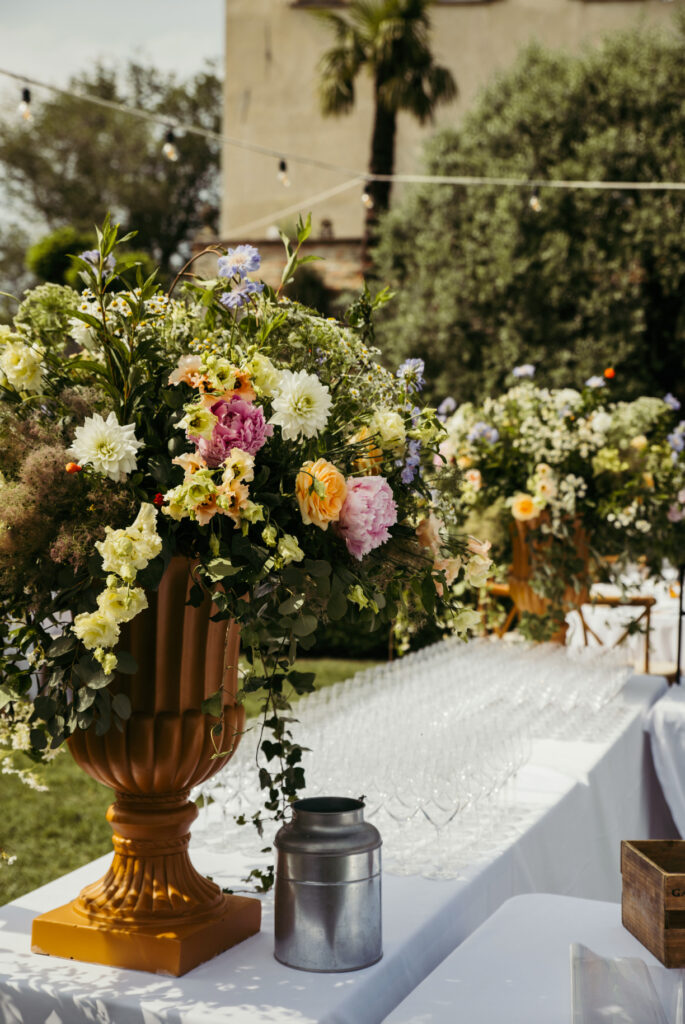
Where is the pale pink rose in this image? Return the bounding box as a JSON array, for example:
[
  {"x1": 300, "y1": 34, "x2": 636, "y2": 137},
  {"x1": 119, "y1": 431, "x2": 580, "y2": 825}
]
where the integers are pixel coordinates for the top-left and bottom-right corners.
[
  {"x1": 337, "y1": 476, "x2": 397, "y2": 560},
  {"x1": 468, "y1": 535, "x2": 492, "y2": 557},
  {"x1": 169, "y1": 354, "x2": 206, "y2": 387},
  {"x1": 466, "y1": 468, "x2": 482, "y2": 491}
]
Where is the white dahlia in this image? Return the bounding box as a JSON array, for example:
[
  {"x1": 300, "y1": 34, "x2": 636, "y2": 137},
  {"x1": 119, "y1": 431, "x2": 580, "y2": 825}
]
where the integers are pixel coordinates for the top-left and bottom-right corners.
[
  {"x1": 270, "y1": 369, "x2": 331, "y2": 441},
  {"x1": 68, "y1": 411, "x2": 142, "y2": 482}
]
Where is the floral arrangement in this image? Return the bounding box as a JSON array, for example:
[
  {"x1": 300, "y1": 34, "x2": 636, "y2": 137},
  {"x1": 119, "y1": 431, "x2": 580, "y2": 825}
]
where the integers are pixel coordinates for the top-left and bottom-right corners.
[
  {"x1": 437, "y1": 367, "x2": 685, "y2": 636},
  {"x1": 0, "y1": 217, "x2": 488, "y2": 854}
]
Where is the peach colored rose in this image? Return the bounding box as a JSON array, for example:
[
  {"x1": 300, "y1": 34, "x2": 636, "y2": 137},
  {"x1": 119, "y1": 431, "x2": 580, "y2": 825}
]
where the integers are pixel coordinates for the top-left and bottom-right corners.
[
  {"x1": 433, "y1": 555, "x2": 462, "y2": 596},
  {"x1": 295, "y1": 459, "x2": 347, "y2": 530},
  {"x1": 511, "y1": 493, "x2": 539, "y2": 522},
  {"x1": 169, "y1": 354, "x2": 209, "y2": 389},
  {"x1": 173, "y1": 451, "x2": 208, "y2": 477},
  {"x1": 416, "y1": 513, "x2": 443, "y2": 556}
]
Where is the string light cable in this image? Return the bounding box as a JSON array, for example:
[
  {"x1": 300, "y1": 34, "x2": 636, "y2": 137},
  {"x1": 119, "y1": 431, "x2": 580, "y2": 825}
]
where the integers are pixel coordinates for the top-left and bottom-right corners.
[{"x1": 1, "y1": 67, "x2": 685, "y2": 195}]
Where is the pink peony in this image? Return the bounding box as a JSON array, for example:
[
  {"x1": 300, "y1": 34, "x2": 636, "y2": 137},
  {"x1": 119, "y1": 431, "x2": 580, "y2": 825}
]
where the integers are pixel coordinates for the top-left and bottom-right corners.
[
  {"x1": 337, "y1": 476, "x2": 397, "y2": 560},
  {"x1": 192, "y1": 397, "x2": 272, "y2": 466}
]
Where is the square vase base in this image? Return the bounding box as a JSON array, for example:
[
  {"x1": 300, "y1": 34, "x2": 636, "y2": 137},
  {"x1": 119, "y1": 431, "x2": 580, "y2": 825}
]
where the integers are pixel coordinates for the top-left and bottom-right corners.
[{"x1": 31, "y1": 894, "x2": 262, "y2": 976}]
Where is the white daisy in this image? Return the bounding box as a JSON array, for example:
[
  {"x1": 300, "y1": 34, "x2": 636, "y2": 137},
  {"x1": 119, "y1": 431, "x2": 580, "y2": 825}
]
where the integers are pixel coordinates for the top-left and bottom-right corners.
[
  {"x1": 270, "y1": 369, "x2": 331, "y2": 441},
  {"x1": 68, "y1": 411, "x2": 142, "y2": 482}
]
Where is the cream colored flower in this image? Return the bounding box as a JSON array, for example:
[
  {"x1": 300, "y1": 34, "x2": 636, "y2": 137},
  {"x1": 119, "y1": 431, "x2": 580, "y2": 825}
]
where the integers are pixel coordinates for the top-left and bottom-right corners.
[
  {"x1": 97, "y1": 584, "x2": 148, "y2": 623},
  {"x1": 96, "y1": 504, "x2": 162, "y2": 580},
  {"x1": 535, "y1": 463, "x2": 553, "y2": 478},
  {"x1": 222, "y1": 447, "x2": 255, "y2": 484},
  {"x1": 278, "y1": 533, "x2": 305, "y2": 565},
  {"x1": 536, "y1": 477, "x2": 557, "y2": 501},
  {"x1": 249, "y1": 353, "x2": 280, "y2": 398},
  {"x1": 416, "y1": 513, "x2": 443, "y2": 556},
  {"x1": 72, "y1": 610, "x2": 120, "y2": 650},
  {"x1": 465, "y1": 553, "x2": 492, "y2": 588},
  {"x1": 0, "y1": 341, "x2": 43, "y2": 393},
  {"x1": 262, "y1": 524, "x2": 277, "y2": 547},
  {"x1": 179, "y1": 402, "x2": 218, "y2": 440},
  {"x1": 369, "y1": 408, "x2": 405, "y2": 450},
  {"x1": 630, "y1": 435, "x2": 648, "y2": 451},
  {"x1": 511, "y1": 493, "x2": 539, "y2": 522}
]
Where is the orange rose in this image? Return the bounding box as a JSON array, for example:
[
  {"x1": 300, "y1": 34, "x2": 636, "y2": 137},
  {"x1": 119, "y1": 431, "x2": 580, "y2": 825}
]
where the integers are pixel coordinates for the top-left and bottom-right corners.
[
  {"x1": 511, "y1": 493, "x2": 539, "y2": 522},
  {"x1": 295, "y1": 458, "x2": 347, "y2": 530}
]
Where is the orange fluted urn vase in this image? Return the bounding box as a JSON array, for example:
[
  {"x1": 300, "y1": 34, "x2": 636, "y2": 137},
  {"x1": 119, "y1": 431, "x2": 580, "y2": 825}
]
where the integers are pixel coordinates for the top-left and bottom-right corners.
[{"x1": 31, "y1": 557, "x2": 261, "y2": 976}]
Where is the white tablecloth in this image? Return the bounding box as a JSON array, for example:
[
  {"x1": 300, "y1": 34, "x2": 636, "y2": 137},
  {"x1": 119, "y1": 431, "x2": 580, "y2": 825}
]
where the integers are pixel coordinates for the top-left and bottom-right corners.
[
  {"x1": 386, "y1": 893, "x2": 667, "y2": 1024},
  {"x1": 0, "y1": 675, "x2": 675, "y2": 1024}
]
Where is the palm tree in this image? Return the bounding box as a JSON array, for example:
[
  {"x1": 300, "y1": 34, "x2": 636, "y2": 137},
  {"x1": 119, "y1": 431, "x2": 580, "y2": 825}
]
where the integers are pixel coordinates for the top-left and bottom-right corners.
[{"x1": 315, "y1": 0, "x2": 457, "y2": 267}]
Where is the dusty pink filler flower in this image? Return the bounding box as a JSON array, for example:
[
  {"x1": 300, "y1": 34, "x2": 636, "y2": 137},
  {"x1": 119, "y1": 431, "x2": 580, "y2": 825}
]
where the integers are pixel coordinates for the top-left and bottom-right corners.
[
  {"x1": 337, "y1": 476, "x2": 397, "y2": 560},
  {"x1": 192, "y1": 397, "x2": 272, "y2": 466}
]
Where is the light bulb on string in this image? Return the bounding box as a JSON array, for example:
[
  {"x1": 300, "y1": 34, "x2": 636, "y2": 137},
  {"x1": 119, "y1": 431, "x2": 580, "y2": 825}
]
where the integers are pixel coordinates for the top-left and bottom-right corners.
[
  {"x1": 162, "y1": 128, "x2": 179, "y2": 162},
  {"x1": 277, "y1": 158, "x2": 290, "y2": 188},
  {"x1": 18, "y1": 87, "x2": 31, "y2": 122},
  {"x1": 529, "y1": 188, "x2": 542, "y2": 213},
  {"x1": 361, "y1": 188, "x2": 374, "y2": 210}
]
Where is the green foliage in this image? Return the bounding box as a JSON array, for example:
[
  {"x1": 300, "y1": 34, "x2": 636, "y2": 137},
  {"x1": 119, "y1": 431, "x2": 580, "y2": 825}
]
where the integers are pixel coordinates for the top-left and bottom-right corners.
[
  {"x1": 0, "y1": 61, "x2": 222, "y2": 274},
  {"x1": 26, "y1": 227, "x2": 95, "y2": 285},
  {"x1": 374, "y1": 17, "x2": 685, "y2": 404}
]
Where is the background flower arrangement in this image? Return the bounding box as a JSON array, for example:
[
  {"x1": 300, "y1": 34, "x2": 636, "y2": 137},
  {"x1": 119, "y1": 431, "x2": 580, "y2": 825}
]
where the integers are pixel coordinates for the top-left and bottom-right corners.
[
  {"x1": 0, "y1": 216, "x2": 488, "y2": 872},
  {"x1": 437, "y1": 368, "x2": 685, "y2": 637}
]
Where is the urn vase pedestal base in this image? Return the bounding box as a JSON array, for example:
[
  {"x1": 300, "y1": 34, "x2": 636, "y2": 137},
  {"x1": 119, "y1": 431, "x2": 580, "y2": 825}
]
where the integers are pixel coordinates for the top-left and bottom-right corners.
[
  {"x1": 31, "y1": 788, "x2": 261, "y2": 976},
  {"x1": 32, "y1": 893, "x2": 261, "y2": 977}
]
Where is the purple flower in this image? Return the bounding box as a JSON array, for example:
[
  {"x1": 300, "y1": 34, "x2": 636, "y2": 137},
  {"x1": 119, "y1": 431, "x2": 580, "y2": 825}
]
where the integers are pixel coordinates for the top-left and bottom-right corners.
[
  {"x1": 665, "y1": 394, "x2": 682, "y2": 411},
  {"x1": 400, "y1": 439, "x2": 422, "y2": 484},
  {"x1": 217, "y1": 245, "x2": 261, "y2": 279},
  {"x1": 219, "y1": 279, "x2": 264, "y2": 310},
  {"x1": 79, "y1": 250, "x2": 116, "y2": 275},
  {"x1": 512, "y1": 364, "x2": 536, "y2": 378},
  {"x1": 467, "y1": 422, "x2": 499, "y2": 445},
  {"x1": 397, "y1": 358, "x2": 425, "y2": 393},
  {"x1": 193, "y1": 397, "x2": 272, "y2": 466},
  {"x1": 337, "y1": 476, "x2": 398, "y2": 560},
  {"x1": 585, "y1": 376, "x2": 605, "y2": 389},
  {"x1": 437, "y1": 396, "x2": 457, "y2": 422},
  {"x1": 667, "y1": 423, "x2": 685, "y2": 454}
]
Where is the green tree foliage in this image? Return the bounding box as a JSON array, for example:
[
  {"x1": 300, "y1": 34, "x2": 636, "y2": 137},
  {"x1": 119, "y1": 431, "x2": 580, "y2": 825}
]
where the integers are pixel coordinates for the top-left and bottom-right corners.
[
  {"x1": 25, "y1": 227, "x2": 96, "y2": 285},
  {"x1": 0, "y1": 62, "x2": 221, "y2": 275},
  {"x1": 373, "y1": 17, "x2": 685, "y2": 404},
  {"x1": 315, "y1": 0, "x2": 455, "y2": 263}
]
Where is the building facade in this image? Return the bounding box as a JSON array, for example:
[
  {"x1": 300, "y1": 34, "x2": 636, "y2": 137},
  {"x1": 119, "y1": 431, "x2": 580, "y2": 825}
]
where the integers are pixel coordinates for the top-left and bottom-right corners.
[{"x1": 221, "y1": 0, "x2": 678, "y2": 282}]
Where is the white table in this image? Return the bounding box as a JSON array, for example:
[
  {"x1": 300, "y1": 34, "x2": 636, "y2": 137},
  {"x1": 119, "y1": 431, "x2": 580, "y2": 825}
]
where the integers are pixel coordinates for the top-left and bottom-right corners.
[
  {"x1": 385, "y1": 893, "x2": 669, "y2": 1023},
  {"x1": 0, "y1": 675, "x2": 675, "y2": 1024}
]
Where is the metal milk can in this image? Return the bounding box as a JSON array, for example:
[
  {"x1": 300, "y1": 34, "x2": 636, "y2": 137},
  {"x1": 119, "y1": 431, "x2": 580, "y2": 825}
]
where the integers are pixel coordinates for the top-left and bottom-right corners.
[{"x1": 274, "y1": 796, "x2": 382, "y2": 972}]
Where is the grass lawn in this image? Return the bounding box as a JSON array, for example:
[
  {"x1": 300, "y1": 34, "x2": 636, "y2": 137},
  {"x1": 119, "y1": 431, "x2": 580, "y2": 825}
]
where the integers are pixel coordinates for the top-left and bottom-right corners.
[{"x1": 0, "y1": 658, "x2": 380, "y2": 904}]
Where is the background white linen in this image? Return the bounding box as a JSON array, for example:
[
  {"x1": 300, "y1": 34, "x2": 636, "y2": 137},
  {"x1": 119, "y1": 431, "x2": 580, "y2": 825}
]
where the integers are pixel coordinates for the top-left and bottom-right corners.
[
  {"x1": 385, "y1": 894, "x2": 678, "y2": 1024},
  {"x1": 648, "y1": 685, "x2": 685, "y2": 837}
]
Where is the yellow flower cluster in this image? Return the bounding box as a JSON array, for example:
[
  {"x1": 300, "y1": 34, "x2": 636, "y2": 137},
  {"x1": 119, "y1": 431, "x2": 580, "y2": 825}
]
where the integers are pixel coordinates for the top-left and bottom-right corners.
[{"x1": 72, "y1": 504, "x2": 162, "y2": 674}]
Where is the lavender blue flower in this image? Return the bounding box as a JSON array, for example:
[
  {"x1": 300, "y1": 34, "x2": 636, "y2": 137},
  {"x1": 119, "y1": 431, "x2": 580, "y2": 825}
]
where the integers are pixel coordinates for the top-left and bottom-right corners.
[
  {"x1": 217, "y1": 245, "x2": 261, "y2": 279},
  {"x1": 467, "y1": 422, "x2": 499, "y2": 445},
  {"x1": 437, "y1": 397, "x2": 457, "y2": 421},
  {"x1": 664, "y1": 393, "x2": 682, "y2": 411},
  {"x1": 667, "y1": 422, "x2": 685, "y2": 453},
  {"x1": 399, "y1": 439, "x2": 422, "y2": 484},
  {"x1": 512, "y1": 364, "x2": 536, "y2": 378},
  {"x1": 396, "y1": 358, "x2": 425, "y2": 393},
  {"x1": 219, "y1": 279, "x2": 264, "y2": 310},
  {"x1": 585, "y1": 376, "x2": 605, "y2": 389}
]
